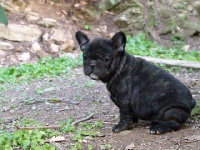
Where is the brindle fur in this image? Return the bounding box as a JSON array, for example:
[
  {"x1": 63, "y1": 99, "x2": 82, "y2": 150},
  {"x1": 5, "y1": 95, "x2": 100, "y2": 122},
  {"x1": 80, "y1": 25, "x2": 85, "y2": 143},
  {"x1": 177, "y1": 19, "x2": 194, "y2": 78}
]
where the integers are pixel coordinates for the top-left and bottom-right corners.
[{"x1": 75, "y1": 31, "x2": 196, "y2": 134}]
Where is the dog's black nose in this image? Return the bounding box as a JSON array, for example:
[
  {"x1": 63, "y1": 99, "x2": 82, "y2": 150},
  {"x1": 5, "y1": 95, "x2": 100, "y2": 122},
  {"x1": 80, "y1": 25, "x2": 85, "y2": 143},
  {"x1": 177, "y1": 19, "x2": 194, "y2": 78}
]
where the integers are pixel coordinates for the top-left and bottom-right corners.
[
  {"x1": 90, "y1": 60, "x2": 96, "y2": 67},
  {"x1": 90, "y1": 60, "x2": 96, "y2": 70}
]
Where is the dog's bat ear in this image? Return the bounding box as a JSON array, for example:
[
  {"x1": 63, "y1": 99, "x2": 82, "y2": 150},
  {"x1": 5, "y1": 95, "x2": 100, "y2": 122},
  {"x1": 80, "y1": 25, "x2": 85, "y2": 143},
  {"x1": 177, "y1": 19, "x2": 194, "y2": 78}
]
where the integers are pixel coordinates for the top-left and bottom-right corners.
[
  {"x1": 75, "y1": 31, "x2": 90, "y2": 50},
  {"x1": 110, "y1": 31, "x2": 126, "y2": 53}
]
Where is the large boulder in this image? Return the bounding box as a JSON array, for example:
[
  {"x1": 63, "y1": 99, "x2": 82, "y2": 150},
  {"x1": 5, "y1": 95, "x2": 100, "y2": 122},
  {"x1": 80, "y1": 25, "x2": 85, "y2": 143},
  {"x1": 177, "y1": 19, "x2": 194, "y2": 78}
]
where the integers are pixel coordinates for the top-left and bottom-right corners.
[{"x1": 0, "y1": 24, "x2": 42, "y2": 42}]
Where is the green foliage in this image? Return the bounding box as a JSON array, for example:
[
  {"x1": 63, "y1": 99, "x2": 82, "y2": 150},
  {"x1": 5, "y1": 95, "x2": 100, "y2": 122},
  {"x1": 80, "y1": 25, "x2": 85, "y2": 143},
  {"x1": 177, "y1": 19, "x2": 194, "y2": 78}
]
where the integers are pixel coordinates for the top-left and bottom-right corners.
[
  {"x1": 0, "y1": 118, "x2": 58, "y2": 150},
  {"x1": 0, "y1": 55, "x2": 83, "y2": 84},
  {"x1": 84, "y1": 24, "x2": 93, "y2": 30},
  {"x1": 0, "y1": 5, "x2": 8, "y2": 27},
  {"x1": 61, "y1": 118, "x2": 104, "y2": 149},
  {"x1": 126, "y1": 34, "x2": 200, "y2": 62},
  {"x1": 0, "y1": 117, "x2": 105, "y2": 149},
  {"x1": 100, "y1": 144, "x2": 112, "y2": 150}
]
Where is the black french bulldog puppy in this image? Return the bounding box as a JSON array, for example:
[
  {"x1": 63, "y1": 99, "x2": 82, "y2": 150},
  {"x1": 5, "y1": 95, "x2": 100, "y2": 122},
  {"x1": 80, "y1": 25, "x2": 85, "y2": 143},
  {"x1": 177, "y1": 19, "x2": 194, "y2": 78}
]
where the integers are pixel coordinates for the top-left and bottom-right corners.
[{"x1": 75, "y1": 31, "x2": 196, "y2": 134}]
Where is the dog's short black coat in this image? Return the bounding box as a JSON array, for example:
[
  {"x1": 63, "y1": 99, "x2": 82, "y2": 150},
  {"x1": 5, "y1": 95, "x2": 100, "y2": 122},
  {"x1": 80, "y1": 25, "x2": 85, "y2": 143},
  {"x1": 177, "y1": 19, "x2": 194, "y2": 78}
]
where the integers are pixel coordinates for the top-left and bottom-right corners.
[{"x1": 75, "y1": 31, "x2": 196, "y2": 134}]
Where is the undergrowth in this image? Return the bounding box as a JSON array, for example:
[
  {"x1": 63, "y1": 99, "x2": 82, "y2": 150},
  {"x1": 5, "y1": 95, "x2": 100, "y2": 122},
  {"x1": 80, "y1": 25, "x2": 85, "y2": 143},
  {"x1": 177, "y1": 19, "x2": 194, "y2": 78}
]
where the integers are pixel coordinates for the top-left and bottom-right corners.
[
  {"x1": 126, "y1": 34, "x2": 200, "y2": 62},
  {"x1": 0, "y1": 55, "x2": 82, "y2": 84},
  {"x1": 0, "y1": 117, "x2": 104, "y2": 150}
]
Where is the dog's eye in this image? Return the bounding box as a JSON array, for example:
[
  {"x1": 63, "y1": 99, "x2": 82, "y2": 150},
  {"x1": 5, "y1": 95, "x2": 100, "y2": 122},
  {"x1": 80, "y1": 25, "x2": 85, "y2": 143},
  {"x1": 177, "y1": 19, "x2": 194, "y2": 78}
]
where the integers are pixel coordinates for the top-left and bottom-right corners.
[
  {"x1": 103, "y1": 58, "x2": 110, "y2": 62},
  {"x1": 83, "y1": 56, "x2": 88, "y2": 60}
]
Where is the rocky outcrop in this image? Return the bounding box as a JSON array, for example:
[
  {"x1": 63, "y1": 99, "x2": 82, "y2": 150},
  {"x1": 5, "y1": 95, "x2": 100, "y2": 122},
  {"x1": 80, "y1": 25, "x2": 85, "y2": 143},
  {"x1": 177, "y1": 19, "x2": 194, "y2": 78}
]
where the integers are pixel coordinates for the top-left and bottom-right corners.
[
  {"x1": 99, "y1": 0, "x2": 200, "y2": 49},
  {"x1": 0, "y1": 24, "x2": 42, "y2": 42}
]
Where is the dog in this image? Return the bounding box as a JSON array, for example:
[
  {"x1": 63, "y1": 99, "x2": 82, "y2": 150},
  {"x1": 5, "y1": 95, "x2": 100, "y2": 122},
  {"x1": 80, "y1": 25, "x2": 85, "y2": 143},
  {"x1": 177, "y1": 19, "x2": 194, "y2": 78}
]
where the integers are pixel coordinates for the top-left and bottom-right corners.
[{"x1": 75, "y1": 31, "x2": 196, "y2": 134}]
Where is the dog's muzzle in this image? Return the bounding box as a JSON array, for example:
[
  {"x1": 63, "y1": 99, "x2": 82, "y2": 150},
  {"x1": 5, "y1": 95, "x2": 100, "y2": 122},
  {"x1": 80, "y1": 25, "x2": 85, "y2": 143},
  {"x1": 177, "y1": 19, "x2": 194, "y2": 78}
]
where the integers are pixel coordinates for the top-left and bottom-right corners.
[{"x1": 89, "y1": 73, "x2": 99, "y2": 80}]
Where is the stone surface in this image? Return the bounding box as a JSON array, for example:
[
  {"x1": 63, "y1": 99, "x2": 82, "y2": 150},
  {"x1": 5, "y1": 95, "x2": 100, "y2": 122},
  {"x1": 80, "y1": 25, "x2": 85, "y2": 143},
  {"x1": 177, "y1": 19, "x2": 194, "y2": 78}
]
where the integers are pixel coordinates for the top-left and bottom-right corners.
[
  {"x1": 38, "y1": 18, "x2": 57, "y2": 28},
  {"x1": 1, "y1": 1, "x2": 19, "y2": 13},
  {"x1": 30, "y1": 42, "x2": 42, "y2": 54},
  {"x1": 0, "y1": 41, "x2": 14, "y2": 51},
  {"x1": 42, "y1": 33, "x2": 50, "y2": 41},
  {"x1": 50, "y1": 28, "x2": 72, "y2": 44},
  {"x1": 36, "y1": 50, "x2": 49, "y2": 58},
  {"x1": 60, "y1": 40, "x2": 74, "y2": 52},
  {"x1": 8, "y1": 55, "x2": 18, "y2": 64},
  {"x1": 0, "y1": 24, "x2": 42, "y2": 42},
  {"x1": 50, "y1": 43, "x2": 59, "y2": 53},
  {"x1": 74, "y1": 5, "x2": 101, "y2": 22},
  {"x1": 114, "y1": 8, "x2": 144, "y2": 29},
  {"x1": 17, "y1": 52, "x2": 31, "y2": 61},
  {"x1": 26, "y1": 12, "x2": 40, "y2": 21},
  {"x1": 0, "y1": 50, "x2": 6, "y2": 56},
  {"x1": 30, "y1": 42, "x2": 49, "y2": 58}
]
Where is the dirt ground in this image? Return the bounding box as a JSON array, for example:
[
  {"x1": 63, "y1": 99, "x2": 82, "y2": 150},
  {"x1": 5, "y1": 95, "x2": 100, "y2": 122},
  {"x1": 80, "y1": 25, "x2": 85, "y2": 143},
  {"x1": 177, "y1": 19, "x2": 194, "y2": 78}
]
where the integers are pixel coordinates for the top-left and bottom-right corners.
[{"x1": 0, "y1": 67, "x2": 199, "y2": 149}]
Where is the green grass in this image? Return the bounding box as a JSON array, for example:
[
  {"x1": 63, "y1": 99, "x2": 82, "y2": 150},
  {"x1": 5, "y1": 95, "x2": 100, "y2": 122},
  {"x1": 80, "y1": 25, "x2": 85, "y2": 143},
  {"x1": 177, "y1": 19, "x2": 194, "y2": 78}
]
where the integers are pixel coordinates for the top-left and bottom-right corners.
[
  {"x1": 126, "y1": 34, "x2": 200, "y2": 62},
  {"x1": 0, "y1": 55, "x2": 83, "y2": 84}
]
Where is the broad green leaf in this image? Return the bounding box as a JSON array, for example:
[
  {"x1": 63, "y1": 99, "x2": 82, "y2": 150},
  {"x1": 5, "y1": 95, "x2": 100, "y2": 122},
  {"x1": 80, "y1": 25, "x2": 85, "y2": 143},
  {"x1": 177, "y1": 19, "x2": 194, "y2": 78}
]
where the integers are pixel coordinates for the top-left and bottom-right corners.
[
  {"x1": 23, "y1": 140, "x2": 30, "y2": 149},
  {"x1": 0, "y1": 5, "x2": 8, "y2": 27}
]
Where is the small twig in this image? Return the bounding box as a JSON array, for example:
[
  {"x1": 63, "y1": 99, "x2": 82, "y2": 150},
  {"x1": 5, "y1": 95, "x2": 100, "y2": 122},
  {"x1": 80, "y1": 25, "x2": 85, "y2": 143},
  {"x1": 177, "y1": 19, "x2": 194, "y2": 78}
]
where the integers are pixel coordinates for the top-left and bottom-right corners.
[
  {"x1": 14, "y1": 113, "x2": 95, "y2": 130},
  {"x1": 72, "y1": 113, "x2": 95, "y2": 125},
  {"x1": 14, "y1": 125, "x2": 61, "y2": 130},
  {"x1": 103, "y1": 122, "x2": 117, "y2": 125}
]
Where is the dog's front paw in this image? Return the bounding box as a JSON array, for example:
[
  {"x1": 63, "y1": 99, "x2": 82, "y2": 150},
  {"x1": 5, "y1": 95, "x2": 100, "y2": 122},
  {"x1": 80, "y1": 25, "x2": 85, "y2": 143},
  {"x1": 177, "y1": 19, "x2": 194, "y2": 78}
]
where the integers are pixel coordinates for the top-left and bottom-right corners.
[{"x1": 112, "y1": 121, "x2": 132, "y2": 133}]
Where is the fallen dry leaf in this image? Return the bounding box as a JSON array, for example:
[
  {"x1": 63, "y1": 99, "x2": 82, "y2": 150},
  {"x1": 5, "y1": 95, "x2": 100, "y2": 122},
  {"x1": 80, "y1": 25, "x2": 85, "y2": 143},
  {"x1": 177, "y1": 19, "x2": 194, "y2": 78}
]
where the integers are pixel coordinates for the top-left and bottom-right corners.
[
  {"x1": 80, "y1": 0, "x2": 88, "y2": 5},
  {"x1": 47, "y1": 136, "x2": 66, "y2": 143}
]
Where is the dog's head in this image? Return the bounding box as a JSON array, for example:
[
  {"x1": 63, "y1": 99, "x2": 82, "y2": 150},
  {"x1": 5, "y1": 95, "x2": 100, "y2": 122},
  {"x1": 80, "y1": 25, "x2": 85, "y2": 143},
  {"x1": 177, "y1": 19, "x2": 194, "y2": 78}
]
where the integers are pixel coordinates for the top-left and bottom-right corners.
[{"x1": 75, "y1": 31, "x2": 126, "y2": 82}]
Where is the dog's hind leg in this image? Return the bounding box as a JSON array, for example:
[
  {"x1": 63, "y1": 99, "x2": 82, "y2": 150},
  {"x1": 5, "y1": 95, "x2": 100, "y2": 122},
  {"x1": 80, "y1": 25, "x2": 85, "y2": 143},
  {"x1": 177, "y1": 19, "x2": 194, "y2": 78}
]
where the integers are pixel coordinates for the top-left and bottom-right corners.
[{"x1": 149, "y1": 108, "x2": 190, "y2": 134}]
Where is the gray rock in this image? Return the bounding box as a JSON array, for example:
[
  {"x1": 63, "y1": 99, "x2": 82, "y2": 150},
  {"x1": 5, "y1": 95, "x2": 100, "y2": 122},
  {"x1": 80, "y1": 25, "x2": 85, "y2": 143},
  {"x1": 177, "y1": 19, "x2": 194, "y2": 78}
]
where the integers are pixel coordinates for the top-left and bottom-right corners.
[
  {"x1": 50, "y1": 43, "x2": 59, "y2": 53},
  {"x1": 38, "y1": 18, "x2": 57, "y2": 28},
  {"x1": 26, "y1": 12, "x2": 40, "y2": 21},
  {"x1": 114, "y1": 8, "x2": 144, "y2": 29},
  {"x1": 30, "y1": 42, "x2": 42, "y2": 54},
  {"x1": 17, "y1": 52, "x2": 31, "y2": 61},
  {"x1": 1, "y1": 1, "x2": 19, "y2": 13},
  {"x1": 36, "y1": 50, "x2": 49, "y2": 58},
  {"x1": 0, "y1": 24, "x2": 42, "y2": 42},
  {"x1": 60, "y1": 40, "x2": 74, "y2": 52},
  {"x1": 30, "y1": 42, "x2": 49, "y2": 58},
  {"x1": 50, "y1": 28, "x2": 72, "y2": 44},
  {"x1": 187, "y1": 5, "x2": 193, "y2": 12},
  {"x1": 0, "y1": 50, "x2": 6, "y2": 56},
  {"x1": 0, "y1": 41, "x2": 14, "y2": 51},
  {"x1": 42, "y1": 33, "x2": 50, "y2": 41}
]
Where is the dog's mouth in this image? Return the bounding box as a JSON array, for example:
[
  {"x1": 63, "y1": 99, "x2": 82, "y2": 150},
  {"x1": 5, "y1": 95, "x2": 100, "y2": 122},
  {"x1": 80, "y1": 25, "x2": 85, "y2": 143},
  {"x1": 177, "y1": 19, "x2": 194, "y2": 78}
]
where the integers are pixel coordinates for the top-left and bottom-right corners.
[{"x1": 89, "y1": 73, "x2": 99, "y2": 80}]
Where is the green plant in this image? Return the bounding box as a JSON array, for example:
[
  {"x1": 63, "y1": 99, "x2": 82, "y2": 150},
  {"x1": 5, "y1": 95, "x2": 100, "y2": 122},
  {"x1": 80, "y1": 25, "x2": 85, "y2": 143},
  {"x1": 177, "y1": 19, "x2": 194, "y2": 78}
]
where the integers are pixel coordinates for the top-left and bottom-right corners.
[
  {"x1": 0, "y1": 55, "x2": 83, "y2": 85},
  {"x1": 126, "y1": 34, "x2": 200, "y2": 62},
  {"x1": 0, "y1": 118, "x2": 59, "y2": 150},
  {"x1": 100, "y1": 144, "x2": 112, "y2": 150},
  {"x1": 0, "y1": 5, "x2": 8, "y2": 27},
  {"x1": 84, "y1": 24, "x2": 92, "y2": 30}
]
